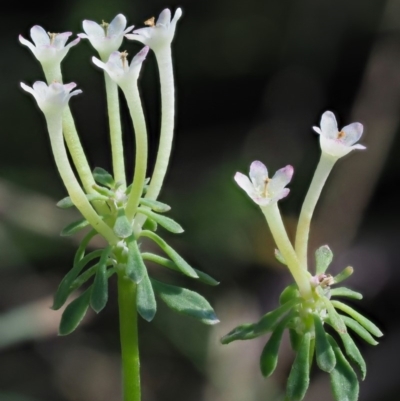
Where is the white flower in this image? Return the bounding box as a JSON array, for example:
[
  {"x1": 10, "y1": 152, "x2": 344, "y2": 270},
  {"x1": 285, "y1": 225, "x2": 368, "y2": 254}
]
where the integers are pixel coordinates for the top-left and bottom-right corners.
[
  {"x1": 234, "y1": 161, "x2": 293, "y2": 206},
  {"x1": 78, "y1": 14, "x2": 134, "y2": 59},
  {"x1": 19, "y1": 26, "x2": 79, "y2": 67},
  {"x1": 92, "y1": 47, "x2": 149, "y2": 90},
  {"x1": 125, "y1": 8, "x2": 182, "y2": 52},
  {"x1": 20, "y1": 81, "x2": 82, "y2": 117},
  {"x1": 313, "y1": 111, "x2": 366, "y2": 158}
]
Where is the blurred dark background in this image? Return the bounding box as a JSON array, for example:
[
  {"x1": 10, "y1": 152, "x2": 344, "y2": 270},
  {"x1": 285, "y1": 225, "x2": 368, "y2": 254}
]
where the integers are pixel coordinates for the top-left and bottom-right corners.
[{"x1": 1, "y1": 0, "x2": 400, "y2": 400}]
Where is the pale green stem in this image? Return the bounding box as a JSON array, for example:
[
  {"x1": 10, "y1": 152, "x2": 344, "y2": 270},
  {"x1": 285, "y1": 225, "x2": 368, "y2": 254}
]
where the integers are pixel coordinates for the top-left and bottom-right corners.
[
  {"x1": 295, "y1": 153, "x2": 336, "y2": 271},
  {"x1": 122, "y1": 84, "x2": 148, "y2": 222},
  {"x1": 104, "y1": 73, "x2": 126, "y2": 188},
  {"x1": 117, "y1": 272, "x2": 141, "y2": 401},
  {"x1": 144, "y1": 47, "x2": 174, "y2": 202},
  {"x1": 261, "y1": 202, "x2": 312, "y2": 299},
  {"x1": 45, "y1": 114, "x2": 118, "y2": 245}
]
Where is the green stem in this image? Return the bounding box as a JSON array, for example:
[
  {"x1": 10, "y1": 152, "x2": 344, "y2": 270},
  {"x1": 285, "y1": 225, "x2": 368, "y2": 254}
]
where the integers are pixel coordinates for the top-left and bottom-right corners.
[
  {"x1": 123, "y1": 84, "x2": 148, "y2": 222},
  {"x1": 45, "y1": 114, "x2": 118, "y2": 245},
  {"x1": 295, "y1": 153, "x2": 336, "y2": 270},
  {"x1": 261, "y1": 202, "x2": 312, "y2": 299},
  {"x1": 118, "y1": 272, "x2": 141, "y2": 401},
  {"x1": 104, "y1": 73, "x2": 126, "y2": 188}
]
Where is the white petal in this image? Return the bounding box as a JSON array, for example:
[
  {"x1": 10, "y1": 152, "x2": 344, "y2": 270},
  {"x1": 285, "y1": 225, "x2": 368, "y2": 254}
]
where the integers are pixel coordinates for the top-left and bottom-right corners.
[
  {"x1": 269, "y1": 165, "x2": 293, "y2": 194},
  {"x1": 341, "y1": 122, "x2": 363, "y2": 145},
  {"x1": 129, "y1": 27, "x2": 152, "y2": 39},
  {"x1": 19, "y1": 35, "x2": 36, "y2": 53},
  {"x1": 123, "y1": 25, "x2": 135, "y2": 34},
  {"x1": 157, "y1": 9, "x2": 171, "y2": 27},
  {"x1": 30, "y1": 26, "x2": 49, "y2": 46},
  {"x1": 20, "y1": 82, "x2": 35, "y2": 96},
  {"x1": 172, "y1": 8, "x2": 183, "y2": 25},
  {"x1": 82, "y1": 20, "x2": 104, "y2": 38},
  {"x1": 130, "y1": 46, "x2": 149, "y2": 69},
  {"x1": 77, "y1": 33, "x2": 89, "y2": 39},
  {"x1": 52, "y1": 32, "x2": 72, "y2": 49},
  {"x1": 320, "y1": 136, "x2": 351, "y2": 158},
  {"x1": 92, "y1": 56, "x2": 107, "y2": 70},
  {"x1": 320, "y1": 111, "x2": 338, "y2": 139},
  {"x1": 312, "y1": 126, "x2": 322, "y2": 135},
  {"x1": 351, "y1": 144, "x2": 366, "y2": 150},
  {"x1": 234, "y1": 172, "x2": 255, "y2": 197},
  {"x1": 108, "y1": 14, "x2": 127, "y2": 37},
  {"x1": 32, "y1": 81, "x2": 49, "y2": 92},
  {"x1": 273, "y1": 188, "x2": 290, "y2": 202},
  {"x1": 63, "y1": 82, "x2": 77, "y2": 92},
  {"x1": 65, "y1": 37, "x2": 80, "y2": 50},
  {"x1": 249, "y1": 160, "x2": 268, "y2": 189}
]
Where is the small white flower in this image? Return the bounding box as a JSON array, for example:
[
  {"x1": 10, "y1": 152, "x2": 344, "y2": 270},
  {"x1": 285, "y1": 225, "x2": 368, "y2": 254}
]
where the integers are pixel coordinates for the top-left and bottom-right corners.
[
  {"x1": 92, "y1": 47, "x2": 149, "y2": 90},
  {"x1": 235, "y1": 161, "x2": 293, "y2": 206},
  {"x1": 125, "y1": 8, "x2": 182, "y2": 52},
  {"x1": 78, "y1": 14, "x2": 134, "y2": 59},
  {"x1": 313, "y1": 111, "x2": 366, "y2": 159},
  {"x1": 19, "y1": 26, "x2": 79, "y2": 67},
  {"x1": 20, "y1": 81, "x2": 82, "y2": 117}
]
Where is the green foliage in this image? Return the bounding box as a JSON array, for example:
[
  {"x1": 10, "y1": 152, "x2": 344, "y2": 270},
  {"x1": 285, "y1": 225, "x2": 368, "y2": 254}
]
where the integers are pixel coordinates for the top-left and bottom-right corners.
[
  {"x1": 137, "y1": 272, "x2": 157, "y2": 322},
  {"x1": 93, "y1": 167, "x2": 115, "y2": 188},
  {"x1": 60, "y1": 218, "x2": 90, "y2": 236},
  {"x1": 126, "y1": 237, "x2": 147, "y2": 284},
  {"x1": 137, "y1": 207, "x2": 183, "y2": 234},
  {"x1": 114, "y1": 207, "x2": 133, "y2": 238},
  {"x1": 313, "y1": 313, "x2": 336, "y2": 372},
  {"x1": 90, "y1": 247, "x2": 112, "y2": 313},
  {"x1": 315, "y1": 245, "x2": 333, "y2": 274},
  {"x1": 139, "y1": 198, "x2": 171, "y2": 213}
]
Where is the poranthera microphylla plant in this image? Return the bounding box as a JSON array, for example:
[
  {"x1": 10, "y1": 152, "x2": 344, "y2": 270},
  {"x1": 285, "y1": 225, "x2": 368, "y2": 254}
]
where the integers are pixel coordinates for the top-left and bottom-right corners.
[
  {"x1": 222, "y1": 111, "x2": 382, "y2": 401},
  {"x1": 19, "y1": 9, "x2": 219, "y2": 401}
]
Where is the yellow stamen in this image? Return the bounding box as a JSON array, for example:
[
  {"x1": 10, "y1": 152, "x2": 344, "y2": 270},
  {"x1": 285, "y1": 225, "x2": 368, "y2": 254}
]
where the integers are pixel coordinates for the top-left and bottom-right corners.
[
  {"x1": 144, "y1": 17, "x2": 155, "y2": 27},
  {"x1": 101, "y1": 20, "x2": 109, "y2": 35},
  {"x1": 120, "y1": 51, "x2": 129, "y2": 68},
  {"x1": 337, "y1": 131, "x2": 346, "y2": 139},
  {"x1": 47, "y1": 32, "x2": 58, "y2": 45}
]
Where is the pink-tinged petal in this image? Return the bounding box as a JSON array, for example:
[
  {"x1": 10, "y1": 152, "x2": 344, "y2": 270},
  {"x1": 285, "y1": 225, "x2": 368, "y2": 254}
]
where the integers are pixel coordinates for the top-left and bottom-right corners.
[
  {"x1": 341, "y1": 122, "x2": 363, "y2": 145},
  {"x1": 249, "y1": 160, "x2": 268, "y2": 189},
  {"x1": 312, "y1": 126, "x2": 322, "y2": 135},
  {"x1": 130, "y1": 46, "x2": 149, "y2": 69},
  {"x1": 69, "y1": 89, "x2": 82, "y2": 98},
  {"x1": 32, "y1": 81, "x2": 48, "y2": 92},
  {"x1": 273, "y1": 188, "x2": 290, "y2": 202},
  {"x1": 52, "y1": 32, "x2": 72, "y2": 49},
  {"x1": 269, "y1": 165, "x2": 293, "y2": 194},
  {"x1": 320, "y1": 111, "x2": 338, "y2": 139},
  {"x1": 129, "y1": 27, "x2": 152, "y2": 39},
  {"x1": 65, "y1": 37, "x2": 80, "y2": 50},
  {"x1": 108, "y1": 14, "x2": 127, "y2": 37},
  {"x1": 108, "y1": 51, "x2": 122, "y2": 64},
  {"x1": 82, "y1": 20, "x2": 104, "y2": 38},
  {"x1": 351, "y1": 144, "x2": 366, "y2": 150},
  {"x1": 19, "y1": 35, "x2": 36, "y2": 52},
  {"x1": 157, "y1": 9, "x2": 171, "y2": 27},
  {"x1": 30, "y1": 25, "x2": 50, "y2": 46},
  {"x1": 92, "y1": 56, "x2": 107, "y2": 70},
  {"x1": 234, "y1": 172, "x2": 255, "y2": 197},
  {"x1": 320, "y1": 136, "x2": 351, "y2": 158},
  {"x1": 77, "y1": 33, "x2": 89, "y2": 39},
  {"x1": 123, "y1": 25, "x2": 135, "y2": 34},
  {"x1": 63, "y1": 82, "x2": 77, "y2": 92}
]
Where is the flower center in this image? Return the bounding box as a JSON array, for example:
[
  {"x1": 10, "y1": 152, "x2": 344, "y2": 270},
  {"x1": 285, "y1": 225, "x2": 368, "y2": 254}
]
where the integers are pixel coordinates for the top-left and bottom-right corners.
[
  {"x1": 144, "y1": 17, "x2": 155, "y2": 27},
  {"x1": 337, "y1": 130, "x2": 346, "y2": 140},
  {"x1": 263, "y1": 177, "x2": 271, "y2": 197},
  {"x1": 101, "y1": 21, "x2": 109, "y2": 36},
  {"x1": 47, "y1": 32, "x2": 58, "y2": 45}
]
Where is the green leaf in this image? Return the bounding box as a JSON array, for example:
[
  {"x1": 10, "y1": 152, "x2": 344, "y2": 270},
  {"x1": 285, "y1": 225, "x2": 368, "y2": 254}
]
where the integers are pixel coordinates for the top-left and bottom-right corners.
[
  {"x1": 260, "y1": 315, "x2": 291, "y2": 377},
  {"x1": 220, "y1": 323, "x2": 258, "y2": 344},
  {"x1": 341, "y1": 315, "x2": 379, "y2": 345},
  {"x1": 340, "y1": 332, "x2": 367, "y2": 380},
  {"x1": 137, "y1": 207, "x2": 183, "y2": 234},
  {"x1": 151, "y1": 279, "x2": 219, "y2": 325},
  {"x1": 52, "y1": 249, "x2": 104, "y2": 310},
  {"x1": 73, "y1": 229, "x2": 97, "y2": 265},
  {"x1": 322, "y1": 298, "x2": 347, "y2": 334},
  {"x1": 333, "y1": 266, "x2": 354, "y2": 284},
  {"x1": 93, "y1": 167, "x2": 115, "y2": 187},
  {"x1": 139, "y1": 198, "x2": 171, "y2": 213},
  {"x1": 57, "y1": 194, "x2": 108, "y2": 209},
  {"x1": 328, "y1": 335, "x2": 359, "y2": 401},
  {"x1": 113, "y1": 208, "x2": 133, "y2": 238},
  {"x1": 137, "y1": 272, "x2": 157, "y2": 322},
  {"x1": 331, "y1": 301, "x2": 383, "y2": 337},
  {"x1": 142, "y1": 218, "x2": 158, "y2": 231},
  {"x1": 286, "y1": 332, "x2": 311, "y2": 401},
  {"x1": 60, "y1": 218, "x2": 90, "y2": 236},
  {"x1": 126, "y1": 238, "x2": 147, "y2": 284},
  {"x1": 330, "y1": 287, "x2": 362, "y2": 300},
  {"x1": 93, "y1": 184, "x2": 115, "y2": 197},
  {"x1": 140, "y1": 231, "x2": 198, "y2": 278},
  {"x1": 289, "y1": 329, "x2": 302, "y2": 352},
  {"x1": 313, "y1": 314, "x2": 336, "y2": 372},
  {"x1": 90, "y1": 247, "x2": 111, "y2": 313},
  {"x1": 279, "y1": 284, "x2": 299, "y2": 305},
  {"x1": 315, "y1": 245, "x2": 333, "y2": 275},
  {"x1": 141, "y1": 253, "x2": 219, "y2": 286},
  {"x1": 254, "y1": 298, "x2": 301, "y2": 336},
  {"x1": 59, "y1": 288, "x2": 92, "y2": 336},
  {"x1": 275, "y1": 249, "x2": 286, "y2": 265}
]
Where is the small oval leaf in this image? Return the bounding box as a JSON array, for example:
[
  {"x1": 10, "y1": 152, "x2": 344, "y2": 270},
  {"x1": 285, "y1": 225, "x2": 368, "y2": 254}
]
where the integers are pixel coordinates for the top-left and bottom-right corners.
[
  {"x1": 330, "y1": 287, "x2": 363, "y2": 300},
  {"x1": 279, "y1": 284, "x2": 299, "y2": 305},
  {"x1": 289, "y1": 329, "x2": 302, "y2": 352},
  {"x1": 315, "y1": 245, "x2": 333, "y2": 275},
  {"x1": 340, "y1": 332, "x2": 367, "y2": 380},
  {"x1": 313, "y1": 314, "x2": 336, "y2": 372},
  {"x1": 221, "y1": 323, "x2": 258, "y2": 344},
  {"x1": 137, "y1": 272, "x2": 157, "y2": 322},
  {"x1": 126, "y1": 238, "x2": 147, "y2": 284},
  {"x1": 93, "y1": 167, "x2": 114, "y2": 187},
  {"x1": 341, "y1": 315, "x2": 379, "y2": 346},
  {"x1": 90, "y1": 247, "x2": 111, "y2": 313},
  {"x1": 61, "y1": 218, "x2": 90, "y2": 237},
  {"x1": 322, "y1": 298, "x2": 347, "y2": 334},
  {"x1": 139, "y1": 198, "x2": 171, "y2": 213},
  {"x1": 333, "y1": 266, "x2": 354, "y2": 284},
  {"x1": 137, "y1": 207, "x2": 183, "y2": 234},
  {"x1": 114, "y1": 208, "x2": 133, "y2": 238}
]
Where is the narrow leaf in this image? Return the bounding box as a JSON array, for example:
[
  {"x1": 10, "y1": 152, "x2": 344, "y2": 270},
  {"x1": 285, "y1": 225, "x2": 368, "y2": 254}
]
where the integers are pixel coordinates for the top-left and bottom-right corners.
[
  {"x1": 340, "y1": 332, "x2": 367, "y2": 380},
  {"x1": 141, "y1": 252, "x2": 219, "y2": 286},
  {"x1": 322, "y1": 297, "x2": 347, "y2": 334},
  {"x1": 57, "y1": 194, "x2": 108, "y2": 209},
  {"x1": 90, "y1": 247, "x2": 111, "y2": 313},
  {"x1": 313, "y1": 314, "x2": 336, "y2": 372},
  {"x1": 137, "y1": 207, "x2": 183, "y2": 234},
  {"x1": 73, "y1": 229, "x2": 97, "y2": 265},
  {"x1": 289, "y1": 329, "x2": 302, "y2": 352},
  {"x1": 279, "y1": 284, "x2": 299, "y2": 305},
  {"x1": 260, "y1": 315, "x2": 291, "y2": 377},
  {"x1": 341, "y1": 315, "x2": 379, "y2": 345},
  {"x1": 93, "y1": 167, "x2": 114, "y2": 187},
  {"x1": 142, "y1": 217, "x2": 158, "y2": 231},
  {"x1": 140, "y1": 231, "x2": 198, "y2": 278},
  {"x1": 137, "y1": 272, "x2": 157, "y2": 322},
  {"x1": 333, "y1": 266, "x2": 354, "y2": 284},
  {"x1": 114, "y1": 208, "x2": 133, "y2": 238},
  {"x1": 275, "y1": 249, "x2": 286, "y2": 265},
  {"x1": 61, "y1": 218, "x2": 90, "y2": 236},
  {"x1": 139, "y1": 198, "x2": 171, "y2": 213},
  {"x1": 221, "y1": 323, "x2": 258, "y2": 344},
  {"x1": 254, "y1": 298, "x2": 301, "y2": 336},
  {"x1": 126, "y1": 237, "x2": 147, "y2": 284},
  {"x1": 151, "y1": 279, "x2": 219, "y2": 325},
  {"x1": 315, "y1": 245, "x2": 333, "y2": 275},
  {"x1": 286, "y1": 332, "x2": 311, "y2": 401},
  {"x1": 330, "y1": 287, "x2": 363, "y2": 300},
  {"x1": 328, "y1": 335, "x2": 359, "y2": 401},
  {"x1": 59, "y1": 288, "x2": 91, "y2": 336},
  {"x1": 331, "y1": 301, "x2": 383, "y2": 337}
]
